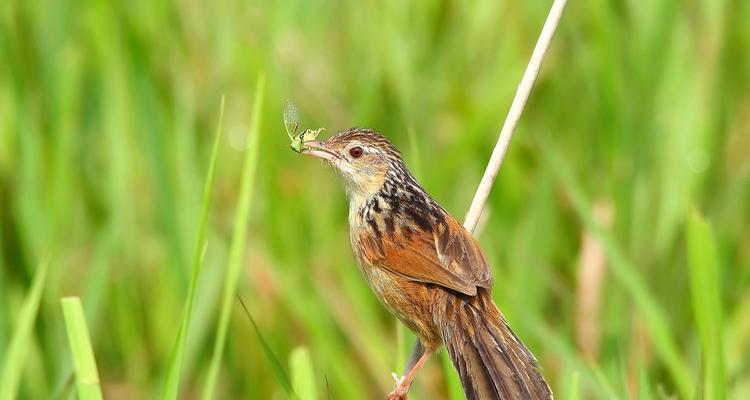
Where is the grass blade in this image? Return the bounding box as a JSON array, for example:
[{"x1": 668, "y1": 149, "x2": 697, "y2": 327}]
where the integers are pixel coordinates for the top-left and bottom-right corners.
[
  {"x1": 240, "y1": 297, "x2": 296, "y2": 397},
  {"x1": 60, "y1": 297, "x2": 103, "y2": 400},
  {"x1": 0, "y1": 262, "x2": 48, "y2": 400},
  {"x1": 686, "y1": 210, "x2": 726, "y2": 400},
  {"x1": 588, "y1": 362, "x2": 618, "y2": 400},
  {"x1": 543, "y1": 144, "x2": 692, "y2": 398},
  {"x1": 290, "y1": 346, "x2": 316, "y2": 400},
  {"x1": 162, "y1": 96, "x2": 226, "y2": 400},
  {"x1": 237, "y1": 296, "x2": 295, "y2": 397},
  {"x1": 567, "y1": 371, "x2": 580, "y2": 400},
  {"x1": 202, "y1": 75, "x2": 265, "y2": 400}
]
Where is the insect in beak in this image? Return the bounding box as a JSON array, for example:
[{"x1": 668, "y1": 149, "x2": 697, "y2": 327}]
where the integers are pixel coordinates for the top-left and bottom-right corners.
[{"x1": 301, "y1": 140, "x2": 340, "y2": 161}]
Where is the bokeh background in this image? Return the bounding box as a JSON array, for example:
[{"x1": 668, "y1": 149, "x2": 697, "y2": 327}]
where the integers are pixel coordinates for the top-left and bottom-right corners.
[{"x1": 1, "y1": 0, "x2": 749, "y2": 399}]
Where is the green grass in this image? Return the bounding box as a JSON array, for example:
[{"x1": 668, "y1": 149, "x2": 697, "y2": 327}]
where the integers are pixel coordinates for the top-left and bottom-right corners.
[
  {"x1": 290, "y1": 346, "x2": 317, "y2": 400},
  {"x1": 1, "y1": 0, "x2": 749, "y2": 399},
  {"x1": 567, "y1": 371, "x2": 580, "y2": 400},
  {"x1": 162, "y1": 96, "x2": 225, "y2": 400},
  {"x1": 61, "y1": 297, "x2": 103, "y2": 400},
  {"x1": 544, "y1": 143, "x2": 692, "y2": 397},
  {"x1": 237, "y1": 295, "x2": 295, "y2": 399},
  {"x1": 202, "y1": 75, "x2": 265, "y2": 399},
  {"x1": 687, "y1": 211, "x2": 726, "y2": 400},
  {"x1": 0, "y1": 262, "x2": 47, "y2": 400}
]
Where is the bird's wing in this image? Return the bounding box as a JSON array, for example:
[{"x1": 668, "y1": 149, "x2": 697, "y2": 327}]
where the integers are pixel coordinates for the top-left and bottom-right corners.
[
  {"x1": 433, "y1": 215, "x2": 493, "y2": 288},
  {"x1": 356, "y1": 214, "x2": 493, "y2": 296}
]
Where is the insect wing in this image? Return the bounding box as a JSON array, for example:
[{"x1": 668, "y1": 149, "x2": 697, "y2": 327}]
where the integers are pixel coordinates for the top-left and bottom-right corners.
[{"x1": 283, "y1": 100, "x2": 300, "y2": 138}]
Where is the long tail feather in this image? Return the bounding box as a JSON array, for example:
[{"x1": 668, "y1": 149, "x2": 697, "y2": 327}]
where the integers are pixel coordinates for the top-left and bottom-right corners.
[{"x1": 440, "y1": 289, "x2": 552, "y2": 400}]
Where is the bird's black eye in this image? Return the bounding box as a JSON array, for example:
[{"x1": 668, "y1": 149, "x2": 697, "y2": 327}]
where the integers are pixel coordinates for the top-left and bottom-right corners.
[{"x1": 349, "y1": 146, "x2": 364, "y2": 158}]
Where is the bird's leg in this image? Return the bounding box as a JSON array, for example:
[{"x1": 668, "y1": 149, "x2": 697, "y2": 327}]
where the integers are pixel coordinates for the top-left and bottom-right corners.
[
  {"x1": 404, "y1": 342, "x2": 425, "y2": 374},
  {"x1": 390, "y1": 341, "x2": 423, "y2": 388},
  {"x1": 387, "y1": 342, "x2": 432, "y2": 400}
]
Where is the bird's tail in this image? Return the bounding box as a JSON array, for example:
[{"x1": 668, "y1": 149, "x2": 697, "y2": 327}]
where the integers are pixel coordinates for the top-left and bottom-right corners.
[{"x1": 440, "y1": 289, "x2": 552, "y2": 399}]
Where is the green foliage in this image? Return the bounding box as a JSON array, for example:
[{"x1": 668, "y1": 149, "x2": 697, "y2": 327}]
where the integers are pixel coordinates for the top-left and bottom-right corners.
[
  {"x1": 545, "y1": 143, "x2": 692, "y2": 397},
  {"x1": 0, "y1": 263, "x2": 47, "y2": 400},
  {"x1": 238, "y1": 295, "x2": 295, "y2": 399},
  {"x1": 687, "y1": 211, "x2": 726, "y2": 400},
  {"x1": 162, "y1": 97, "x2": 225, "y2": 400},
  {"x1": 567, "y1": 371, "x2": 580, "y2": 400},
  {"x1": 61, "y1": 297, "x2": 103, "y2": 400},
  {"x1": 203, "y1": 76, "x2": 265, "y2": 399},
  {"x1": 290, "y1": 346, "x2": 317, "y2": 400},
  {"x1": 1, "y1": 0, "x2": 749, "y2": 399}
]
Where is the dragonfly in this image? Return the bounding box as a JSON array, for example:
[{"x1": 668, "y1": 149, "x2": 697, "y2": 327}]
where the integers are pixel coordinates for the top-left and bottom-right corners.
[{"x1": 284, "y1": 100, "x2": 324, "y2": 153}]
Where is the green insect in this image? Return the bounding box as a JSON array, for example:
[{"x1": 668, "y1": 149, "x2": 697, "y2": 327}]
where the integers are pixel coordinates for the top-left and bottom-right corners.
[
  {"x1": 300, "y1": 127, "x2": 324, "y2": 142},
  {"x1": 283, "y1": 100, "x2": 303, "y2": 152},
  {"x1": 283, "y1": 101, "x2": 325, "y2": 153}
]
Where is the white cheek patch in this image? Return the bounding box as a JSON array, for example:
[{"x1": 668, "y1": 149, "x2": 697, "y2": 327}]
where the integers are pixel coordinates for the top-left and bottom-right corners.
[{"x1": 362, "y1": 145, "x2": 377, "y2": 155}]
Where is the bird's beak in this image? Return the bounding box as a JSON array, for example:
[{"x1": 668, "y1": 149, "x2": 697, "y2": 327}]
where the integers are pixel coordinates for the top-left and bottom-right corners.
[{"x1": 301, "y1": 140, "x2": 340, "y2": 161}]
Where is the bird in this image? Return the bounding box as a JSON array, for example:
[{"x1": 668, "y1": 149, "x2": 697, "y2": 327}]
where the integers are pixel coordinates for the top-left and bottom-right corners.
[{"x1": 302, "y1": 128, "x2": 552, "y2": 400}]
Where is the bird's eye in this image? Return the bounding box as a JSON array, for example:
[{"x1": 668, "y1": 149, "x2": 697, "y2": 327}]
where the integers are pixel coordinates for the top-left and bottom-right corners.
[{"x1": 349, "y1": 146, "x2": 364, "y2": 158}]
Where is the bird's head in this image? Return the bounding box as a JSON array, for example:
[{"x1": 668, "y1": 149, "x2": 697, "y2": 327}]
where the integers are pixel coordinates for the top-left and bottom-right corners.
[{"x1": 302, "y1": 128, "x2": 406, "y2": 204}]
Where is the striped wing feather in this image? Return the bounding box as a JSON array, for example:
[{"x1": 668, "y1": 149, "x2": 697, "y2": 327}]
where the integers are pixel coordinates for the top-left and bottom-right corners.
[{"x1": 357, "y1": 214, "x2": 492, "y2": 296}]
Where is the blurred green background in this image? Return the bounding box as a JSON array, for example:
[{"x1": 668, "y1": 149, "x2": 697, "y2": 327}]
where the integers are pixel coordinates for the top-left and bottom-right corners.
[{"x1": 1, "y1": 0, "x2": 749, "y2": 399}]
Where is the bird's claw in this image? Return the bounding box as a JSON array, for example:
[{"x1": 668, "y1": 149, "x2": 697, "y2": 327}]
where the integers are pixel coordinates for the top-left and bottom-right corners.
[
  {"x1": 386, "y1": 388, "x2": 408, "y2": 400},
  {"x1": 387, "y1": 373, "x2": 409, "y2": 400}
]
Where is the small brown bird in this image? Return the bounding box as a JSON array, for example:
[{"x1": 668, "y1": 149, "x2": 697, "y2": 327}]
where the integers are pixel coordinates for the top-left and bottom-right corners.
[{"x1": 303, "y1": 128, "x2": 552, "y2": 400}]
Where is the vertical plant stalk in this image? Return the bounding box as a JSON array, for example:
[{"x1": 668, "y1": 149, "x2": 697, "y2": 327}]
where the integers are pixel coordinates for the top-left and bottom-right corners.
[
  {"x1": 575, "y1": 201, "x2": 612, "y2": 360},
  {"x1": 543, "y1": 142, "x2": 692, "y2": 397},
  {"x1": 463, "y1": 0, "x2": 568, "y2": 234},
  {"x1": 61, "y1": 297, "x2": 104, "y2": 400},
  {"x1": 237, "y1": 296, "x2": 295, "y2": 397},
  {"x1": 289, "y1": 347, "x2": 317, "y2": 400},
  {"x1": 430, "y1": 2, "x2": 568, "y2": 397},
  {"x1": 686, "y1": 211, "x2": 725, "y2": 400},
  {"x1": 162, "y1": 96, "x2": 226, "y2": 400},
  {"x1": 202, "y1": 75, "x2": 265, "y2": 400},
  {"x1": 0, "y1": 262, "x2": 48, "y2": 400}
]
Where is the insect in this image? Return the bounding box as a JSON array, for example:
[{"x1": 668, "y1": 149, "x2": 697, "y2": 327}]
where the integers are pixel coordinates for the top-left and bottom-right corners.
[{"x1": 284, "y1": 100, "x2": 324, "y2": 153}]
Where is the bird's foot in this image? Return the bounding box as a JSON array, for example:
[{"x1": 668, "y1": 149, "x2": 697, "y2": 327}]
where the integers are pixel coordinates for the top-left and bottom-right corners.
[{"x1": 386, "y1": 373, "x2": 409, "y2": 400}]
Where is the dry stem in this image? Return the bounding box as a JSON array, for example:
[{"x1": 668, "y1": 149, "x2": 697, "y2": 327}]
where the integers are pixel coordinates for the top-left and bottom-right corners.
[{"x1": 463, "y1": 0, "x2": 568, "y2": 233}]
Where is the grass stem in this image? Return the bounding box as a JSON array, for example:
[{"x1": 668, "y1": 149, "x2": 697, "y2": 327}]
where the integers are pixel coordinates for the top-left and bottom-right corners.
[
  {"x1": 61, "y1": 297, "x2": 103, "y2": 400},
  {"x1": 202, "y1": 75, "x2": 265, "y2": 400},
  {"x1": 0, "y1": 262, "x2": 48, "y2": 400},
  {"x1": 463, "y1": 0, "x2": 568, "y2": 233},
  {"x1": 162, "y1": 96, "x2": 226, "y2": 400}
]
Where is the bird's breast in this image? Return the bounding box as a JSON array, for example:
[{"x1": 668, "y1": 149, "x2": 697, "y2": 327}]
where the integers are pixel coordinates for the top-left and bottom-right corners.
[{"x1": 348, "y1": 216, "x2": 442, "y2": 345}]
